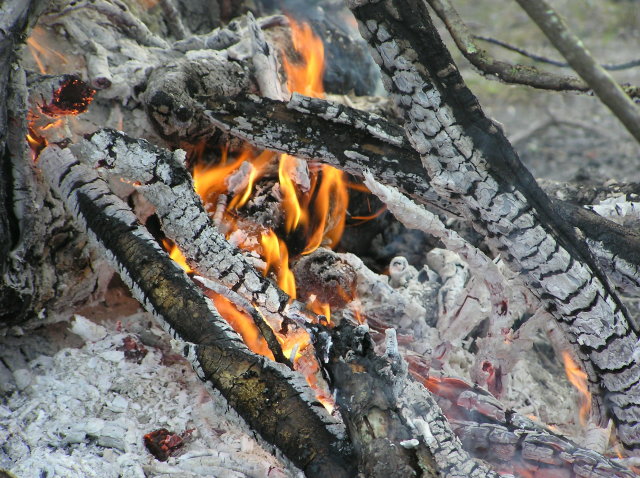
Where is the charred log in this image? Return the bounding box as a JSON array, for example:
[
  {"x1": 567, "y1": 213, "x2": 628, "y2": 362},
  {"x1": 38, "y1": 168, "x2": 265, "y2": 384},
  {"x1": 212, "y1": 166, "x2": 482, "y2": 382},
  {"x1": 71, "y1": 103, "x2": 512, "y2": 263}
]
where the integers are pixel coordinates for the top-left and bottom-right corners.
[
  {"x1": 346, "y1": 0, "x2": 640, "y2": 450},
  {"x1": 37, "y1": 144, "x2": 356, "y2": 478},
  {"x1": 1, "y1": 5, "x2": 109, "y2": 326},
  {"x1": 317, "y1": 320, "x2": 500, "y2": 478}
]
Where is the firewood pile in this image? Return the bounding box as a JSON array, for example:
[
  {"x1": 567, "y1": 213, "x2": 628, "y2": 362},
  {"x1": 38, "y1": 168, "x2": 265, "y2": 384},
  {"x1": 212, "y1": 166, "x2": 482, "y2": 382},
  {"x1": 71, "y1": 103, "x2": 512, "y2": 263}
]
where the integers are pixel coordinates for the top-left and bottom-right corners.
[{"x1": 2, "y1": 0, "x2": 640, "y2": 477}]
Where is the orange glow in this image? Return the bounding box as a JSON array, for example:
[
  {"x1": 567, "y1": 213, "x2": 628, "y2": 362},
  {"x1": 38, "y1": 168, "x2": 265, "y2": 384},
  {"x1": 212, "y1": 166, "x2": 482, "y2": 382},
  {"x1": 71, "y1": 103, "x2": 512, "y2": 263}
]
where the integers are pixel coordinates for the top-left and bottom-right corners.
[
  {"x1": 307, "y1": 295, "x2": 331, "y2": 322},
  {"x1": 278, "y1": 154, "x2": 303, "y2": 232},
  {"x1": 162, "y1": 239, "x2": 192, "y2": 273},
  {"x1": 260, "y1": 230, "x2": 296, "y2": 299},
  {"x1": 283, "y1": 18, "x2": 325, "y2": 98},
  {"x1": 561, "y1": 351, "x2": 591, "y2": 425},
  {"x1": 301, "y1": 165, "x2": 348, "y2": 254}
]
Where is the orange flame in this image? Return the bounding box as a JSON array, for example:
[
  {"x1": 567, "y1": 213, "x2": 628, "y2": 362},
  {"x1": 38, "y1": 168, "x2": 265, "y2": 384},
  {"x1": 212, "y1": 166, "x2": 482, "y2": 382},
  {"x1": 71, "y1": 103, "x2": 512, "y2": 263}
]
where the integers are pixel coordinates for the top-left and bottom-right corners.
[
  {"x1": 283, "y1": 18, "x2": 325, "y2": 98},
  {"x1": 162, "y1": 239, "x2": 192, "y2": 273},
  {"x1": 278, "y1": 154, "x2": 303, "y2": 232},
  {"x1": 260, "y1": 229, "x2": 296, "y2": 299},
  {"x1": 561, "y1": 351, "x2": 591, "y2": 425},
  {"x1": 307, "y1": 295, "x2": 331, "y2": 322},
  {"x1": 194, "y1": 148, "x2": 273, "y2": 209},
  {"x1": 208, "y1": 293, "x2": 274, "y2": 360},
  {"x1": 301, "y1": 165, "x2": 348, "y2": 255}
]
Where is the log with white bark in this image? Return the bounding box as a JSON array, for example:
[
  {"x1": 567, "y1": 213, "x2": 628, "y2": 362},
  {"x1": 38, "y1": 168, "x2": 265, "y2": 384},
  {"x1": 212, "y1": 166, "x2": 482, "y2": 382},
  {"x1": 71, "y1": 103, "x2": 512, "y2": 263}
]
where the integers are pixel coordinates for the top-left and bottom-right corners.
[
  {"x1": 36, "y1": 143, "x2": 356, "y2": 478},
  {"x1": 346, "y1": 0, "x2": 640, "y2": 450}
]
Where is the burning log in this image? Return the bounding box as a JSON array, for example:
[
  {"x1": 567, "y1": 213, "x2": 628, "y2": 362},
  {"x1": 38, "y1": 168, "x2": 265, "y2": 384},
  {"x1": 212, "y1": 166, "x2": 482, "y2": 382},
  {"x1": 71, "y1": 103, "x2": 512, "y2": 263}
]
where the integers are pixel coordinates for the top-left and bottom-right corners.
[
  {"x1": 346, "y1": 0, "x2": 640, "y2": 450},
  {"x1": 37, "y1": 143, "x2": 356, "y2": 478},
  {"x1": 205, "y1": 93, "x2": 640, "y2": 300}
]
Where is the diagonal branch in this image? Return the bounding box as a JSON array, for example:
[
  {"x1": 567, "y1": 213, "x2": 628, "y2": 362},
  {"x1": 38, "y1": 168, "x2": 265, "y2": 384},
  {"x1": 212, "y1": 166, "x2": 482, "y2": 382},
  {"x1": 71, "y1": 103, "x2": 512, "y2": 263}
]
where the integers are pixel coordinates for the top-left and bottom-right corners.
[{"x1": 37, "y1": 144, "x2": 356, "y2": 478}]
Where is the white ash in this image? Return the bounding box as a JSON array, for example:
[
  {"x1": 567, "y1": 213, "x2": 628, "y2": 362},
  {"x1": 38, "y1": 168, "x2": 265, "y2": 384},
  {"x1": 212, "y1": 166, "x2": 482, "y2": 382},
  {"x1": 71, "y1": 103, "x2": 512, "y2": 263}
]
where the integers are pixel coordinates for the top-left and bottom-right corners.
[
  {"x1": 588, "y1": 195, "x2": 640, "y2": 228},
  {"x1": 0, "y1": 313, "x2": 302, "y2": 478},
  {"x1": 337, "y1": 250, "x2": 583, "y2": 446}
]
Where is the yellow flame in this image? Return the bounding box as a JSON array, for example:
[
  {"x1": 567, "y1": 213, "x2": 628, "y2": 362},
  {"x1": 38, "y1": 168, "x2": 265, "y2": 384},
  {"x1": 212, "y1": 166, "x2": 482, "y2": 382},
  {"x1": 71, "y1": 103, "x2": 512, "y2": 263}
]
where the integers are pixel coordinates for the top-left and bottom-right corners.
[
  {"x1": 278, "y1": 154, "x2": 303, "y2": 232},
  {"x1": 162, "y1": 239, "x2": 192, "y2": 273},
  {"x1": 260, "y1": 230, "x2": 296, "y2": 299},
  {"x1": 283, "y1": 18, "x2": 325, "y2": 98},
  {"x1": 561, "y1": 351, "x2": 591, "y2": 425}
]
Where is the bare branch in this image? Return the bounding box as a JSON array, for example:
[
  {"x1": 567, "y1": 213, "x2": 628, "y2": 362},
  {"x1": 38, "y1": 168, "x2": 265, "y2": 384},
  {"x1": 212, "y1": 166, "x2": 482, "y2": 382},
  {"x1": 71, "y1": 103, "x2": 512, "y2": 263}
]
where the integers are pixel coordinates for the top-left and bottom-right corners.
[
  {"x1": 513, "y1": 0, "x2": 640, "y2": 144},
  {"x1": 425, "y1": 0, "x2": 640, "y2": 100},
  {"x1": 474, "y1": 34, "x2": 640, "y2": 72}
]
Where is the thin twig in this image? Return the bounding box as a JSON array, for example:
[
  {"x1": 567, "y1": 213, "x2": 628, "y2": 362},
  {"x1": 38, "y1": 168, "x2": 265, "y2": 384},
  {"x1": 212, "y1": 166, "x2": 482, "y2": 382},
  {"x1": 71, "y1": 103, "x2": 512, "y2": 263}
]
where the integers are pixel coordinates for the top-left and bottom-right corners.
[
  {"x1": 424, "y1": 0, "x2": 640, "y2": 99},
  {"x1": 513, "y1": 0, "x2": 640, "y2": 144},
  {"x1": 475, "y1": 35, "x2": 640, "y2": 71}
]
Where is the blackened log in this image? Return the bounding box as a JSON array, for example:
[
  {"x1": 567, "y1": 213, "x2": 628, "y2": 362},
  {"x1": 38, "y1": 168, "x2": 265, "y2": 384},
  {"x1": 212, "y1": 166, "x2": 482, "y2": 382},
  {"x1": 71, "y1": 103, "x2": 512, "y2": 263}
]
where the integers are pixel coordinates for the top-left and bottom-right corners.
[
  {"x1": 37, "y1": 144, "x2": 356, "y2": 478},
  {"x1": 347, "y1": 0, "x2": 640, "y2": 450},
  {"x1": 317, "y1": 321, "x2": 500, "y2": 478},
  {"x1": 553, "y1": 200, "x2": 640, "y2": 299}
]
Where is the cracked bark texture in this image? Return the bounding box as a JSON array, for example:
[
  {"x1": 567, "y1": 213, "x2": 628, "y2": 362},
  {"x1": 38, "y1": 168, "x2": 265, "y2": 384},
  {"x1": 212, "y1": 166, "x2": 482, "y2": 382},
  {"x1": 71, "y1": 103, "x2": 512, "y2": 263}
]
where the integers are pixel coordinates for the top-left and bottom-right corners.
[
  {"x1": 37, "y1": 144, "x2": 356, "y2": 478},
  {"x1": 346, "y1": 0, "x2": 640, "y2": 450}
]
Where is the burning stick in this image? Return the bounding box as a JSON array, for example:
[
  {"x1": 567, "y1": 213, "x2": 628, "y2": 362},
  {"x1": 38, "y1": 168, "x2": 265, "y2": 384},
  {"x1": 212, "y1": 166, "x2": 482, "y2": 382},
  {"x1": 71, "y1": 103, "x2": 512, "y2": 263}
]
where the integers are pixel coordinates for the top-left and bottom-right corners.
[{"x1": 37, "y1": 143, "x2": 355, "y2": 478}]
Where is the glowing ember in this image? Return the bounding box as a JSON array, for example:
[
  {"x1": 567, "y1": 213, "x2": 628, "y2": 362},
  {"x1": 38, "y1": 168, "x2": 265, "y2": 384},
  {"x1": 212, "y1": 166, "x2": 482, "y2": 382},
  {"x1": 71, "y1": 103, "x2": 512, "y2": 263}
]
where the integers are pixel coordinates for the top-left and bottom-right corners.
[
  {"x1": 39, "y1": 77, "x2": 95, "y2": 117},
  {"x1": 561, "y1": 351, "x2": 591, "y2": 425},
  {"x1": 283, "y1": 18, "x2": 325, "y2": 98}
]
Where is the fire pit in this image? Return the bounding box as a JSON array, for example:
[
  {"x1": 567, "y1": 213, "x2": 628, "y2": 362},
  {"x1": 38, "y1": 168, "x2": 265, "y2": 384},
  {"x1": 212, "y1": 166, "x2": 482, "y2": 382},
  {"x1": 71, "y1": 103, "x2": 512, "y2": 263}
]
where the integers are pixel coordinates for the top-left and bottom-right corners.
[{"x1": 2, "y1": 1, "x2": 640, "y2": 477}]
